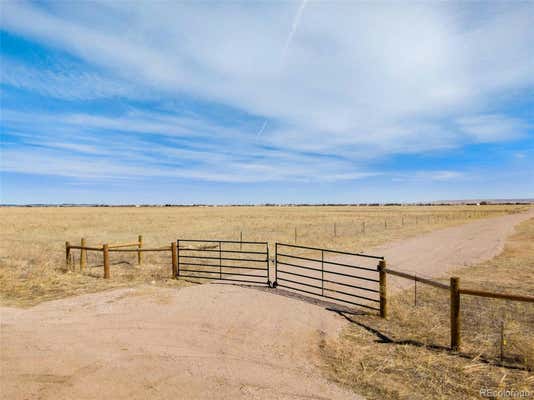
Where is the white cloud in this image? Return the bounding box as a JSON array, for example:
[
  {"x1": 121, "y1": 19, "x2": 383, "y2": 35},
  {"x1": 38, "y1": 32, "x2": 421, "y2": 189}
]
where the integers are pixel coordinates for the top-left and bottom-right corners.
[
  {"x1": 456, "y1": 114, "x2": 529, "y2": 143},
  {"x1": 1, "y1": 1, "x2": 533, "y2": 183}
]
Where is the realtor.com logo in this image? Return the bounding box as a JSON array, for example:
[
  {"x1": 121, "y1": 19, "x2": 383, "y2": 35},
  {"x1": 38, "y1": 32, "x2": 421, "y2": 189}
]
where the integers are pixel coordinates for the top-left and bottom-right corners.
[{"x1": 480, "y1": 388, "x2": 532, "y2": 398}]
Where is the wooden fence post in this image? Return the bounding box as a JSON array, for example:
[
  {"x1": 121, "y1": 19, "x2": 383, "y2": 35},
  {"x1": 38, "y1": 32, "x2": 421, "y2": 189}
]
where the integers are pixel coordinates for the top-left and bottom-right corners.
[
  {"x1": 103, "y1": 244, "x2": 110, "y2": 279},
  {"x1": 171, "y1": 242, "x2": 178, "y2": 277},
  {"x1": 80, "y1": 238, "x2": 86, "y2": 271},
  {"x1": 65, "y1": 241, "x2": 71, "y2": 270},
  {"x1": 414, "y1": 274, "x2": 417, "y2": 306},
  {"x1": 500, "y1": 320, "x2": 505, "y2": 362},
  {"x1": 378, "y1": 259, "x2": 387, "y2": 318},
  {"x1": 138, "y1": 235, "x2": 143, "y2": 265},
  {"x1": 450, "y1": 277, "x2": 461, "y2": 350}
]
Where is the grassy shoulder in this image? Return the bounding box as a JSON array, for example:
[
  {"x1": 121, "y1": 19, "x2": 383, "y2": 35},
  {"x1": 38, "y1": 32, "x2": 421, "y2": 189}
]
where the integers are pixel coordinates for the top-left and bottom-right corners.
[
  {"x1": 321, "y1": 217, "x2": 534, "y2": 399},
  {"x1": 0, "y1": 257, "x2": 190, "y2": 308}
]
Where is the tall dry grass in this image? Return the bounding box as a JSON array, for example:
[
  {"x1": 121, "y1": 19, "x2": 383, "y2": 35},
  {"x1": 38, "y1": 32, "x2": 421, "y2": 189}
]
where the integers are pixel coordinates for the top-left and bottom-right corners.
[{"x1": 321, "y1": 217, "x2": 534, "y2": 399}]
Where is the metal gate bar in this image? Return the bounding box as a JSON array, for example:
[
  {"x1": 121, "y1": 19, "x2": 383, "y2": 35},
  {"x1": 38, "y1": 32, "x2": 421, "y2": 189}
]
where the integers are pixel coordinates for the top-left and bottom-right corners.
[{"x1": 276, "y1": 252, "x2": 377, "y2": 272}]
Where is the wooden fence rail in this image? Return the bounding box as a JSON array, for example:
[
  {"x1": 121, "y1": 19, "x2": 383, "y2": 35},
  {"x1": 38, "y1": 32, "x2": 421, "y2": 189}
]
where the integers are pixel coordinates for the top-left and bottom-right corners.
[
  {"x1": 108, "y1": 242, "x2": 141, "y2": 249},
  {"x1": 108, "y1": 247, "x2": 171, "y2": 252},
  {"x1": 459, "y1": 288, "x2": 534, "y2": 303},
  {"x1": 65, "y1": 236, "x2": 174, "y2": 279},
  {"x1": 68, "y1": 245, "x2": 103, "y2": 251},
  {"x1": 379, "y1": 267, "x2": 534, "y2": 352},
  {"x1": 383, "y1": 267, "x2": 449, "y2": 290}
]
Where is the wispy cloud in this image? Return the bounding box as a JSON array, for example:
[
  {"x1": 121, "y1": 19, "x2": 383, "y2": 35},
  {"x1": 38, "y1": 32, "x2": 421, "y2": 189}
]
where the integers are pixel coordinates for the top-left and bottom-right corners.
[
  {"x1": 392, "y1": 170, "x2": 465, "y2": 183},
  {"x1": 2, "y1": 107, "x2": 377, "y2": 183},
  {"x1": 1, "y1": 108, "x2": 248, "y2": 141},
  {"x1": 456, "y1": 114, "x2": 530, "y2": 143},
  {"x1": 1, "y1": 144, "x2": 376, "y2": 183},
  {"x1": 0, "y1": 58, "x2": 138, "y2": 100}
]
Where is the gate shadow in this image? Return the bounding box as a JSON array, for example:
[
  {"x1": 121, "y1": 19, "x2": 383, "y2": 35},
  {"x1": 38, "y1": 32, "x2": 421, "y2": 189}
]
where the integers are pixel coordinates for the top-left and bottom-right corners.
[
  {"x1": 333, "y1": 310, "x2": 529, "y2": 372},
  {"x1": 208, "y1": 281, "x2": 372, "y2": 316},
  {"x1": 206, "y1": 281, "x2": 528, "y2": 372}
]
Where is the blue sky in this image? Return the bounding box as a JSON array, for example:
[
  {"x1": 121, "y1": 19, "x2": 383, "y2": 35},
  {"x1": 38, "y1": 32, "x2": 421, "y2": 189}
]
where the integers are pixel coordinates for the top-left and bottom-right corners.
[{"x1": 1, "y1": 1, "x2": 533, "y2": 204}]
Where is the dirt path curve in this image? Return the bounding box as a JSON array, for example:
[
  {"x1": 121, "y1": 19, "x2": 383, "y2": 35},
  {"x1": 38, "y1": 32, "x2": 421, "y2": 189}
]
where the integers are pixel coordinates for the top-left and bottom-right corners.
[{"x1": 372, "y1": 207, "x2": 534, "y2": 291}]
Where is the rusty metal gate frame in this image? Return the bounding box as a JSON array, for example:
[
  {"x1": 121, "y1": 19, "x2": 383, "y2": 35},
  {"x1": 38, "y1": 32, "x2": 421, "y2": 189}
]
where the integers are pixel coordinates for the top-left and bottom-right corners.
[{"x1": 176, "y1": 239, "x2": 270, "y2": 286}]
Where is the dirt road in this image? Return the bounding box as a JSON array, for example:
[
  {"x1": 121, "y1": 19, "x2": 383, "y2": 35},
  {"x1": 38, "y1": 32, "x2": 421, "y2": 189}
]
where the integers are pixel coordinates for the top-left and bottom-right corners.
[
  {"x1": 1, "y1": 208, "x2": 532, "y2": 399},
  {"x1": 1, "y1": 284, "x2": 360, "y2": 400},
  {"x1": 374, "y1": 207, "x2": 534, "y2": 291}
]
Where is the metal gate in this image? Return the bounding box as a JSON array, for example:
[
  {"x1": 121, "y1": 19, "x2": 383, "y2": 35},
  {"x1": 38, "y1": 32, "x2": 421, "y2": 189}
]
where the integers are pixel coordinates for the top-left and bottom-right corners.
[
  {"x1": 274, "y1": 243, "x2": 382, "y2": 311},
  {"x1": 176, "y1": 239, "x2": 270, "y2": 286}
]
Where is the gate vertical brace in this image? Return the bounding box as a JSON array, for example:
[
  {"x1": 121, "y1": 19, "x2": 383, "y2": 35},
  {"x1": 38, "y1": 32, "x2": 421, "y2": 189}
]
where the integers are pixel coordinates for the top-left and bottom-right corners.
[
  {"x1": 218, "y1": 241, "x2": 222, "y2": 279},
  {"x1": 321, "y1": 250, "x2": 324, "y2": 296},
  {"x1": 266, "y1": 243, "x2": 270, "y2": 285},
  {"x1": 177, "y1": 240, "x2": 180, "y2": 277},
  {"x1": 274, "y1": 243, "x2": 278, "y2": 286}
]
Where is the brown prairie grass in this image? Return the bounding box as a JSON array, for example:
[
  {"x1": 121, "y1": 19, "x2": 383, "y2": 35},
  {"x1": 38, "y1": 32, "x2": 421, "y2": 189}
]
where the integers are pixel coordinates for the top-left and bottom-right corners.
[
  {"x1": 321, "y1": 217, "x2": 534, "y2": 399},
  {"x1": 0, "y1": 204, "x2": 527, "y2": 307}
]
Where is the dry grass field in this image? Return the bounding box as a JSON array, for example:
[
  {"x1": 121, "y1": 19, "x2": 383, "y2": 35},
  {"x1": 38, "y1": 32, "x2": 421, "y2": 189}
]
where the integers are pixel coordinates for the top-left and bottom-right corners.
[
  {"x1": 0, "y1": 204, "x2": 528, "y2": 307},
  {"x1": 1, "y1": 204, "x2": 533, "y2": 400},
  {"x1": 322, "y1": 217, "x2": 534, "y2": 399}
]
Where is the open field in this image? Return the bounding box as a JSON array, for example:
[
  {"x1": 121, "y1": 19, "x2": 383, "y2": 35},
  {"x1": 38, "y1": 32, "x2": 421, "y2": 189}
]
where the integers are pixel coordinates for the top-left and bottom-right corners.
[
  {"x1": 322, "y1": 217, "x2": 534, "y2": 399},
  {"x1": 1, "y1": 205, "x2": 533, "y2": 399},
  {"x1": 1, "y1": 206, "x2": 533, "y2": 399},
  {"x1": 0, "y1": 204, "x2": 529, "y2": 306}
]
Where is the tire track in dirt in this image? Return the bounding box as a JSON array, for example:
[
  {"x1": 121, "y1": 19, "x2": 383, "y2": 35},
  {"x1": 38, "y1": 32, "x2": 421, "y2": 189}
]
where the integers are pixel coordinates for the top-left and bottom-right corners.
[{"x1": 0, "y1": 284, "x2": 362, "y2": 400}]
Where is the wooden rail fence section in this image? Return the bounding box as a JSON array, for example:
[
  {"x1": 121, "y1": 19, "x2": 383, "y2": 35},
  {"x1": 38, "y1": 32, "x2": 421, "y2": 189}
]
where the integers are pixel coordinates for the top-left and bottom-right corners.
[
  {"x1": 380, "y1": 267, "x2": 534, "y2": 351},
  {"x1": 65, "y1": 235, "x2": 176, "y2": 279}
]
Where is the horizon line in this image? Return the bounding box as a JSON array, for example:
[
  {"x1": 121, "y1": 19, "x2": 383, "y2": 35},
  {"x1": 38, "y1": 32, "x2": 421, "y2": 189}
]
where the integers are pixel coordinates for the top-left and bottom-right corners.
[{"x1": 2, "y1": 199, "x2": 533, "y2": 207}]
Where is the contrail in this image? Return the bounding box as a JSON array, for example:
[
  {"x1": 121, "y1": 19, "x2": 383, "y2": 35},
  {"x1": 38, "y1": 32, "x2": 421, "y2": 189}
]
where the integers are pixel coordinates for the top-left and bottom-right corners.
[
  {"x1": 256, "y1": 120, "x2": 268, "y2": 137},
  {"x1": 258, "y1": 0, "x2": 307, "y2": 139},
  {"x1": 281, "y1": 0, "x2": 308, "y2": 62}
]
